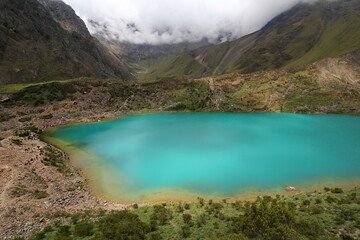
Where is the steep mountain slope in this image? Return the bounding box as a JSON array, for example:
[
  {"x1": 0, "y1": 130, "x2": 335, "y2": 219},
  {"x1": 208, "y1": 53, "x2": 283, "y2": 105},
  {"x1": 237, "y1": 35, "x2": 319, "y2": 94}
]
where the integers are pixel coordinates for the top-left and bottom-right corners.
[
  {"x1": 145, "y1": 0, "x2": 360, "y2": 80},
  {"x1": 0, "y1": 0, "x2": 132, "y2": 84}
]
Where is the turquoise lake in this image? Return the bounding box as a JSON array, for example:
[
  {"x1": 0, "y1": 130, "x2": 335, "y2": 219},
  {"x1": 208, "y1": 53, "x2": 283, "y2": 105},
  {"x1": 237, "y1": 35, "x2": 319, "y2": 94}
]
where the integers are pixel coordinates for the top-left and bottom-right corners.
[{"x1": 50, "y1": 113, "x2": 360, "y2": 201}]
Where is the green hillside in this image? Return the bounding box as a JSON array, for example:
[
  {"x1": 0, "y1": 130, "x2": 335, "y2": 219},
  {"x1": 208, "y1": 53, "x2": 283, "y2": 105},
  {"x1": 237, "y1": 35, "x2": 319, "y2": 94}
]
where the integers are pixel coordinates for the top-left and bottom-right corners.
[
  {"x1": 228, "y1": 0, "x2": 360, "y2": 73},
  {"x1": 143, "y1": 0, "x2": 360, "y2": 80},
  {"x1": 141, "y1": 52, "x2": 207, "y2": 81}
]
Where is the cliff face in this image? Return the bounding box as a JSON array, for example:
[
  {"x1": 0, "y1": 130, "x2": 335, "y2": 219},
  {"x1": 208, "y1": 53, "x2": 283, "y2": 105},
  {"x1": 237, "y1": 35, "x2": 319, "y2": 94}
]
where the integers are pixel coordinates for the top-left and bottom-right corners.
[
  {"x1": 0, "y1": 0, "x2": 132, "y2": 84},
  {"x1": 37, "y1": 0, "x2": 91, "y2": 38}
]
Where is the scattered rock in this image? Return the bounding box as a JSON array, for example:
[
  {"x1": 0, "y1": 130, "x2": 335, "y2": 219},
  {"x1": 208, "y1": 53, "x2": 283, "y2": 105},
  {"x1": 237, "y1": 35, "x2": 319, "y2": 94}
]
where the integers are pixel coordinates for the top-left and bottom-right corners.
[
  {"x1": 285, "y1": 186, "x2": 297, "y2": 192},
  {"x1": 0, "y1": 98, "x2": 10, "y2": 103}
]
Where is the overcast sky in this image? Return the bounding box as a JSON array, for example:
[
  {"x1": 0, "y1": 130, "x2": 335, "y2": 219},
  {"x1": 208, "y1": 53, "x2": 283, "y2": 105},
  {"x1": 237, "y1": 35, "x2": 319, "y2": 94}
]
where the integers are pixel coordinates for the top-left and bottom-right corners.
[{"x1": 63, "y1": 0, "x2": 320, "y2": 45}]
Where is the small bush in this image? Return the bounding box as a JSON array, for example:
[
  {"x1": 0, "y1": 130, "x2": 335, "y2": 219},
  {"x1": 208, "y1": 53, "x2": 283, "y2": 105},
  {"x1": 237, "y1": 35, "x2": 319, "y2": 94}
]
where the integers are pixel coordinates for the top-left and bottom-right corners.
[
  {"x1": 66, "y1": 187, "x2": 75, "y2": 192},
  {"x1": 0, "y1": 113, "x2": 14, "y2": 122},
  {"x1": 197, "y1": 197, "x2": 205, "y2": 207},
  {"x1": 331, "y1": 188, "x2": 344, "y2": 194},
  {"x1": 180, "y1": 225, "x2": 191, "y2": 238},
  {"x1": 40, "y1": 114, "x2": 53, "y2": 119},
  {"x1": 325, "y1": 196, "x2": 337, "y2": 204},
  {"x1": 150, "y1": 205, "x2": 173, "y2": 225},
  {"x1": 11, "y1": 139, "x2": 23, "y2": 145},
  {"x1": 74, "y1": 222, "x2": 94, "y2": 237},
  {"x1": 302, "y1": 199, "x2": 311, "y2": 206},
  {"x1": 183, "y1": 213, "x2": 192, "y2": 225},
  {"x1": 98, "y1": 210, "x2": 150, "y2": 239},
  {"x1": 149, "y1": 232, "x2": 162, "y2": 240},
  {"x1": 310, "y1": 206, "x2": 323, "y2": 215},
  {"x1": 11, "y1": 187, "x2": 28, "y2": 198},
  {"x1": 30, "y1": 190, "x2": 49, "y2": 199},
  {"x1": 18, "y1": 117, "x2": 32, "y2": 122}
]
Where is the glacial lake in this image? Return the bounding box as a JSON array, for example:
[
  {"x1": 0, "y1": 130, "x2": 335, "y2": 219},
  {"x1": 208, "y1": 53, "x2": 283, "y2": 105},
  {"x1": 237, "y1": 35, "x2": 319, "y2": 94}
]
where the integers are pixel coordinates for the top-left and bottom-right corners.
[{"x1": 47, "y1": 113, "x2": 360, "y2": 202}]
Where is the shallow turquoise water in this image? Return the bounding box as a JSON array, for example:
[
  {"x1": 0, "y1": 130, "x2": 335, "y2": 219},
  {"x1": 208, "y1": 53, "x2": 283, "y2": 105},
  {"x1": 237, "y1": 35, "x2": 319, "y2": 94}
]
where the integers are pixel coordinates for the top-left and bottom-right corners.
[{"x1": 52, "y1": 113, "x2": 360, "y2": 198}]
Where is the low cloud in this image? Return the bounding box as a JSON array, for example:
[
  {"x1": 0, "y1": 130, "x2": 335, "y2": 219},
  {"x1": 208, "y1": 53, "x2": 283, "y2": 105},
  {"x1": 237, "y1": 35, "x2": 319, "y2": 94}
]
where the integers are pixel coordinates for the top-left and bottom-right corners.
[{"x1": 63, "y1": 0, "x2": 321, "y2": 45}]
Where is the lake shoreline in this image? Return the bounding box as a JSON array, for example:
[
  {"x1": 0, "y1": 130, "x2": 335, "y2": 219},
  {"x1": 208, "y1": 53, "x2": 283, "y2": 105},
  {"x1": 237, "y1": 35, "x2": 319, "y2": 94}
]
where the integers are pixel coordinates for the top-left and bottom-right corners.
[
  {"x1": 43, "y1": 113, "x2": 360, "y2": 204},
  {"x1": 1, "y1": 107, "x2": 360, "y2": 238}
]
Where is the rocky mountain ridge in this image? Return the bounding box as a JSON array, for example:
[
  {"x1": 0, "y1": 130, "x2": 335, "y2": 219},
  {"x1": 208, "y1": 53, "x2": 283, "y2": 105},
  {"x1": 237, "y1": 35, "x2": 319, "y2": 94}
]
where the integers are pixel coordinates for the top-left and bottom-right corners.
[{"x1": 0, "y1": 0, "x2": 132, "y2": 84}]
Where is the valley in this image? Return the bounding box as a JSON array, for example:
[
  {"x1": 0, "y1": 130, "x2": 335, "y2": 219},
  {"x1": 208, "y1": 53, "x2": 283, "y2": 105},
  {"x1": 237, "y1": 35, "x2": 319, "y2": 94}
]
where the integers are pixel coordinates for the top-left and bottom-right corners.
[{"x1": 0, "y1": 0, "x2": 360, "y2": 239}]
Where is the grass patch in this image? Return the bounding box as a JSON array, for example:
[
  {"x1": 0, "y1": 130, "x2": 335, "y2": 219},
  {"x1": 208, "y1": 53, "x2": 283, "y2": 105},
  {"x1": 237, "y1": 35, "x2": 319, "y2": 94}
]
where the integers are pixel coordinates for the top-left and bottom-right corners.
[
  {"x1": 41, "y1": 147, "x2": 70, "y2": 175},
  {"x1": 11, "y1": 139, "x2": 23, "y2": 146},
  {"x1": 30, "y1": 190, "x2": 49, "y2": 199},
  {"x1": 0, "y1": 113, "x2": 14, "y2": 122},
  {"x1": 18, "y1": 117, "x2": 32, "y2": 122},
  {"x1": 39, "y1": 114, "x2": 53, "y2": 119}
]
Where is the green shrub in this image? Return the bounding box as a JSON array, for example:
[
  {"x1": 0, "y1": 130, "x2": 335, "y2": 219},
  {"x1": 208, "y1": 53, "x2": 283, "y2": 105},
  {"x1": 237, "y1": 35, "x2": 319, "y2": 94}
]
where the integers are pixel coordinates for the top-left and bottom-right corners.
[
  {"x1": 30, "y1": 190, "x2": 49, "y2": 199},
  {"x1": 233, "y1": 198, "x2": 297, "y2": 240},
  {"x1": 27, "y1": 125, "x2": 42, "y2": 135},
  {"x1": 16, "y1": 131, "x2": 30, "y2": 137},
  {"x1": 295, "y1": 219, "x2": 325, "y2": 240},
  {"x1": 74, "y1": 222, "x2": 94, "y2": 237},
  {"x1": 176, "y1": 203, "x2": 184, "y2": 213},
  {"x1": 310, "y1": 206, "x2": 323, "y2": 215},
  {"x1": 180, "y1": 225, "x2": 191, "y2": 238},
  {"x1": 326, "y1": 196, "x2": 337, "y2": 204},
  {"x1": 0, "y1": 113, "x2": 13, "y2": 122},
  {"x1": 18, "y1": 117, "x2": 32, "y2": 122},
  {"x1": 331, "y1": 188, "x2": 344, "y2": 194},
  {"x1": 149, "y1": 232, "x2": 162, "y2": 240},
  {"x1": 197, "y1": 197, "x2": 205, "y2": 207},
  {"x1": 195, "y1": 213, "x2": 207, "y2": 227},
  {"x1": 42, "y1": 148, "x2": 69, "y2": 175},
  {"x1": 150, "y1": 205, "x2": 173, "y2": 225},
  {"x1": 39, "y1": 114, "x2": 53, "y2": 119},
  {"x1": 11, "y1": 139, "x2": 23, "y2": 145},
  {"x1": 11, "y1": 187, "x2": 28, "y2": 198},
  {"x1": 183, "y1": 213, "x2": 192, "y2": 225},
  {"x1": 98, "y1": 210, "x2": 149, "y2": 239}
]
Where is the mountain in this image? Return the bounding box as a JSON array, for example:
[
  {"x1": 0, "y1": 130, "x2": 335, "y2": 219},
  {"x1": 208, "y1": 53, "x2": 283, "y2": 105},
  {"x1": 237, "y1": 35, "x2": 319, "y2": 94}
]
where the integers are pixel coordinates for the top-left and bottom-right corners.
[
  {"x1": 0, "y1": 0, "x2": 132, "y2": 84},
  {"x1": 145, "y1": 0, "x2": 360, "y2": 80},
  {"x1": 88, "y1": 20, "x2": 212, "y2": 78}
]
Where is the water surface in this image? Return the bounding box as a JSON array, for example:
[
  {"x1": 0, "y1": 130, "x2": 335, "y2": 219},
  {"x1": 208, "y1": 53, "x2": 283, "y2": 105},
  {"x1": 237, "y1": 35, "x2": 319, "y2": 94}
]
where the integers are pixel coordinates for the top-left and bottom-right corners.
[{"x1": 49, "y1": 113, "x2": 360, "y2": 201}]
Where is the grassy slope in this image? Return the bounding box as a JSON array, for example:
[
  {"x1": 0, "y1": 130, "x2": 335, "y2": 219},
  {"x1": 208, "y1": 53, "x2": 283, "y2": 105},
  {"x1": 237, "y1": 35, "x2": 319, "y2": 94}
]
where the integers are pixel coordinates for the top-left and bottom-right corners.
[
  {"x1": 141, "y1": 0, "x2": 360, "y2": 81},
  {"x1": 2, "y1": 50, "x2": 359, "y2": 116},
  {"x1": 227, "y1": 0, "x2": 360, "y2": 73},
  {"x1": 140, "y1": 53, "x2": 206, "y2": 81},
  {"x1": 0, "y1": 77, "x2": 96, "y2": 95},
  {"x1": 288, "y1": 6, "x2": 360, "y2": 66}
]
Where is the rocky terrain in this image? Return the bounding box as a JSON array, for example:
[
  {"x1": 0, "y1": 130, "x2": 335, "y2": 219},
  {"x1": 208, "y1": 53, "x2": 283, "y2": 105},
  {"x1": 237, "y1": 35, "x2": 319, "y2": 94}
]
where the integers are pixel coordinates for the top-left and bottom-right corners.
[{"x1": 0, "y1": 0, "x2": 132, "y2": 84}]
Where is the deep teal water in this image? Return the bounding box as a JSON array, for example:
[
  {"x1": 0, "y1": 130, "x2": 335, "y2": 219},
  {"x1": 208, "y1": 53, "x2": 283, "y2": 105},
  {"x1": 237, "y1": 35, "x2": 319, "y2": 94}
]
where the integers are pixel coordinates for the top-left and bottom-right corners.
[{"x1": 52, "y1": 113, "x2": 360, "y2": 197}]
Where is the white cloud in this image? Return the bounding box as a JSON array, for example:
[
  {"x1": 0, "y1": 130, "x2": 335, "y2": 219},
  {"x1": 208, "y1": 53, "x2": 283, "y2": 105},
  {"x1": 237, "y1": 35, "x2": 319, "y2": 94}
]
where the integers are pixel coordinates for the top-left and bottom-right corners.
[{"x1": 63, "y1": 0, "x2": 320, "y2": 45}]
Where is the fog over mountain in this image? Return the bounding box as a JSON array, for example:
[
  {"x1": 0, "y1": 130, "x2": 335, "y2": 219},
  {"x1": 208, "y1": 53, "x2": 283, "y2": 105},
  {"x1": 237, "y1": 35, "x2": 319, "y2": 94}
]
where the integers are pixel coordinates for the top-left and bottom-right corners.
[{"x1": 63, "y1": 0, "x2": 323, "y2": 45}]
